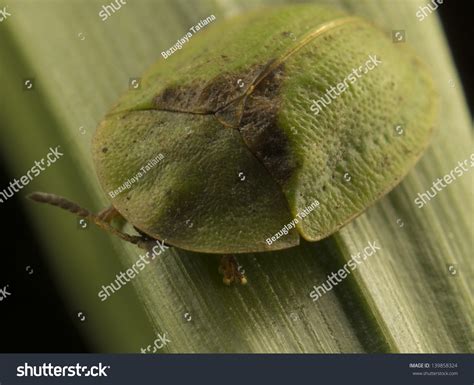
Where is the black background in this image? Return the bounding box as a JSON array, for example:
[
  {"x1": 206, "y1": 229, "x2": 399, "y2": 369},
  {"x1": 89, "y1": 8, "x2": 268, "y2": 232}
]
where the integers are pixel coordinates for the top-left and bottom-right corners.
[{"x1": 0, "y1": 2, "x2": 472, "y2": 353}]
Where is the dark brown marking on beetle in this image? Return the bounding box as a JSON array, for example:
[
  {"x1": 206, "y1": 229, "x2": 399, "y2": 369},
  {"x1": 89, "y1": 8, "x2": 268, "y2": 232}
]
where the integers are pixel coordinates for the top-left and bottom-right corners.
[
  {"x1": 151, "y1": 62, "x2": 297, "y2": 186},
  {"x1": 153, "y1": 63, "x2": 268, "y2": 114},
  {"x1": 238, "y1": 63, "x2": 297, "y2": 186},
  {"x1": 214, "y1": 96, "x2": 247, "y2": 128}
]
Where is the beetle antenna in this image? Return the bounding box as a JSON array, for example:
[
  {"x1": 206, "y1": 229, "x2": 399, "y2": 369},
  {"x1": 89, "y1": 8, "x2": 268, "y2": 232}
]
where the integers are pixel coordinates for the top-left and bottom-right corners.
[{"x1": 27, "y1": 192, "x2": 143, "y2": 245}]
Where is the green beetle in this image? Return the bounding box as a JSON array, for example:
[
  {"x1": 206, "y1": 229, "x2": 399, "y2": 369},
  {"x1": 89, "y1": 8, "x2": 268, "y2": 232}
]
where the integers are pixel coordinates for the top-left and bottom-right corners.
[{"x1": 29, "y1": 5, "x2": 437, "y2": 285}]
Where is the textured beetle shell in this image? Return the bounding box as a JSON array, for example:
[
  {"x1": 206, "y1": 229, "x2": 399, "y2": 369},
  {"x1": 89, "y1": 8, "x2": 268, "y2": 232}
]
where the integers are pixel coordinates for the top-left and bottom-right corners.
[{"x1": 93, "y1": 5, "x2": 437, "y2": 253}]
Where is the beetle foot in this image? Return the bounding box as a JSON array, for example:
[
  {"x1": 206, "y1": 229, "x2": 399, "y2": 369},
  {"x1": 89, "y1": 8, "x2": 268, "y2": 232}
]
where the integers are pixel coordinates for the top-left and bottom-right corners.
[{"x1": 219, "y1": 255, "x2": 247, "y2": 285}]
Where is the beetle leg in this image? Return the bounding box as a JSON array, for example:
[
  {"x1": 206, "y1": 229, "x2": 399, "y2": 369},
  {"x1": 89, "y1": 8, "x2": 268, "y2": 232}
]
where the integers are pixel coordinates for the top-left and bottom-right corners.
[
  {"x1": 28, "y1": 192, "x2": 142, "y2": 245},
  {"x1": 219, "y1": 255, "x2": 247, "y2": 285}
]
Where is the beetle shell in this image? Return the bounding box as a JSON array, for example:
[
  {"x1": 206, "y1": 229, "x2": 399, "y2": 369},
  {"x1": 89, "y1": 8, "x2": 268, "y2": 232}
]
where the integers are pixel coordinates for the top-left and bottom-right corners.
[{"x1": 93, "y1": 5, "x2": 436, "y2": 253}]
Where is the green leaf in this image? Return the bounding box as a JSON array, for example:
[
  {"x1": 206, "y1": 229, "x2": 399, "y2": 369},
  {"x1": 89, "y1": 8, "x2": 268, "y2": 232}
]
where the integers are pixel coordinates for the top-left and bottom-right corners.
[{"x1": 1, "y1": 0, "x2": 471, "y2": 352}]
